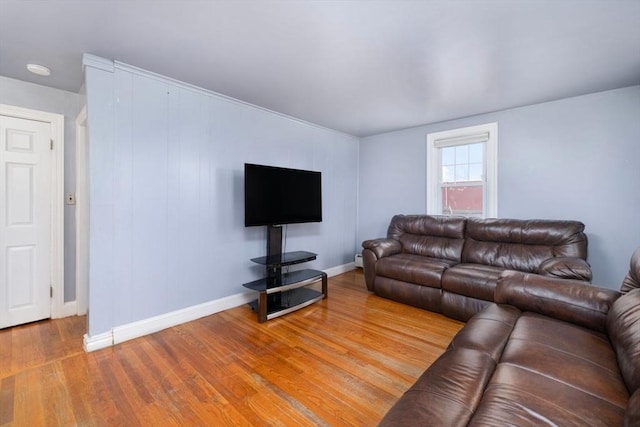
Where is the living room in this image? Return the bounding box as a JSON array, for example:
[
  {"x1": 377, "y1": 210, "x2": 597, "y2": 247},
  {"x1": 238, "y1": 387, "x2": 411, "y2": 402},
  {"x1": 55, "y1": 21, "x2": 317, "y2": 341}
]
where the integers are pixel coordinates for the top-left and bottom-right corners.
[{"x1": 1, "y1": 1, "x2": 639, "y2": 425}]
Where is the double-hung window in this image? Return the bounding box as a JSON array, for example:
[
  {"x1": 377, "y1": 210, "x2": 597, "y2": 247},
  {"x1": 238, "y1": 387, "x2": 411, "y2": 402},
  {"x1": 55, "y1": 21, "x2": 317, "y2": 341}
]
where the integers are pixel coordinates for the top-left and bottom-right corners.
[{"x1": 427, "y1": 123, "x2": 497, "y2": 218}]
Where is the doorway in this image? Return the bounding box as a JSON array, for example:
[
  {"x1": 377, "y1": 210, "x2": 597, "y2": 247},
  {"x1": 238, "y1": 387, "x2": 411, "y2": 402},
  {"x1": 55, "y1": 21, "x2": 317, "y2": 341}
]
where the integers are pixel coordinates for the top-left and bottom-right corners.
[{"x1": 0, "y1": 104, "x2": 64, "y2": 328}]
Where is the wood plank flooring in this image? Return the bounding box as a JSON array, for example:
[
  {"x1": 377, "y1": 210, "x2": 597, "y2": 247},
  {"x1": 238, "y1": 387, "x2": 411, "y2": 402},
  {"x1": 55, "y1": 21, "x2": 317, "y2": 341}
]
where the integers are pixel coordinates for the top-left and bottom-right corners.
[{"x1": 0, "y1": 270, "x2": 464, "y2": 426}]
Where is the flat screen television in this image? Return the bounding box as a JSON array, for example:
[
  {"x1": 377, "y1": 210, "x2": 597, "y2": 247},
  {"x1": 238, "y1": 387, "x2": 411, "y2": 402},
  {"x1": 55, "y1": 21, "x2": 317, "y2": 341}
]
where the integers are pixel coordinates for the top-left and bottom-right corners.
[{"x1": 244, "y1": 163, "x2": 322, "y2": 227}]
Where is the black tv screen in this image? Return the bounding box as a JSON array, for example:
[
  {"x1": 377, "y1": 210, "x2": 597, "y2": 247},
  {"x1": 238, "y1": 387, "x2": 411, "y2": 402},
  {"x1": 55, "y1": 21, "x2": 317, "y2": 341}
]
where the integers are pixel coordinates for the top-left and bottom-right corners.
[{"x1": 244, "y1": 163, "x2": 322, "y2": 227}]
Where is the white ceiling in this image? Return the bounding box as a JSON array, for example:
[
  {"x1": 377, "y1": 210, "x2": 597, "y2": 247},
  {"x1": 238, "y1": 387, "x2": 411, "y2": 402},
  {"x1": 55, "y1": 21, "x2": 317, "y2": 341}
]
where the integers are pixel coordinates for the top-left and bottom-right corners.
[{"x1": 1, "y1": 0, "x2": 639, "y2": 137}]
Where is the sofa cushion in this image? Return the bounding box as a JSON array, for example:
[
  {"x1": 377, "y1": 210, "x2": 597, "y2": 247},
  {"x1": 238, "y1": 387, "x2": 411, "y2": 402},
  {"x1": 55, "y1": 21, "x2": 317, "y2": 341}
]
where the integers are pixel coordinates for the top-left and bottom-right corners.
[
  {"x1": 469, "y1": 363, "x2": 626, "y2": 426},
  {"x1": 379, "y1": 347, "x2": 496, "y2": 427},
  {"x1": 387, "y1": 214, "x2": 465, "y2": 262},
  {"x1": 376, "y1": 253, "x2": 455, "y2": 288},
  {"x1": 502, "y1": 313, "x2": 628, "y2": 407},
  {"x1": 462, "y1": 218, "x2": 588, "y2": 272},
  {"x1": 467, "y1": 311, "x2": 629, "y2": 426},
  {"x1": 442, "y1": 263, "x2": 505, "y2": 301},
  {"x1": 606, "y1": 288, "x2": 640, "y2": 394}
]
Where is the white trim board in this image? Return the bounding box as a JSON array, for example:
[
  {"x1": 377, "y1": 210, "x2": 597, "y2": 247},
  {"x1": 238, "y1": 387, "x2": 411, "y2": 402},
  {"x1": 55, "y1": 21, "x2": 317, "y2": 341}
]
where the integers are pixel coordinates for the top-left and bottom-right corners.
[
  {"x1": 83, "y1": 331, "x2": 112, "y2": 353},
  {"x1": 61, "y1": 301, "x2": 78, "y2": 318},
  {"x1": 426, "y1": 122, "x2": 498, "y2": 218},
  {"x1": 325, "y1": 262, "x2": 356, "y2": 278},
  {"x1": 83, "y1": 263, "x2": 356, "y2": 352},
  {"x1": 84, "y1": 290, "x2": 255, "y2": 352},
  {"x1": 75, "y1": 106, "x2": 88, "y2": 316},
  {"x1": 82, "y1": 54, "x2": 359, "y2": 141}
]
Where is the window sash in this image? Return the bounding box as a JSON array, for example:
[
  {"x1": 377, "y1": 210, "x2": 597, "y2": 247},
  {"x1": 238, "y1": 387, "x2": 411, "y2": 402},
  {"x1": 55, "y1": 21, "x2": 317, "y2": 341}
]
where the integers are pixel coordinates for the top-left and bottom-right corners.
[
  {"x1": 440, "y1": 142, "x2": 485, "y2": 184},
  {"x1": 426, "y1": 123, "x2": 497, "y2": 218}
]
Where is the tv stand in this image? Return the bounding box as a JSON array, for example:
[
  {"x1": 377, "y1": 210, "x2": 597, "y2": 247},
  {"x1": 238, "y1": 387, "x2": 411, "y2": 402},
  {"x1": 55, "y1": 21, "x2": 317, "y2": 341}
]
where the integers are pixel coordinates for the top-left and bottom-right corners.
[{"x1": 242, "y1": 226, "x2": 327, "y2": 322}]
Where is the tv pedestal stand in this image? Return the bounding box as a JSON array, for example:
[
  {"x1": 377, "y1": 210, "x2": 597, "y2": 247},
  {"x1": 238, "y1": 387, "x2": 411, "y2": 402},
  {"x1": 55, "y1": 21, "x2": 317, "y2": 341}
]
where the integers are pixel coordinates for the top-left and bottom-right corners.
[{"x1": 242, "y1": 225, "x2": 327, "y2": 323}]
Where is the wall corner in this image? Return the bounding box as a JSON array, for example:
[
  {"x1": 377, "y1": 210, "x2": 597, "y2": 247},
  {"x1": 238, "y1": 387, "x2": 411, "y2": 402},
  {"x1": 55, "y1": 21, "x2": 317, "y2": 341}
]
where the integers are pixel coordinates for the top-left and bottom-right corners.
[{"x1": 82, "y1": 54, "x2": 115, "y2": 73}]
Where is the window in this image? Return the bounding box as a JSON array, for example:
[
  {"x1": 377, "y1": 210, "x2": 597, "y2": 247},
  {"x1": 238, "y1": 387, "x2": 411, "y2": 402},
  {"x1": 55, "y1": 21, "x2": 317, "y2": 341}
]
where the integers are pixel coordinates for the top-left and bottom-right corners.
[{"x1": 427, "y1": 123, "x2": 497, "y2": 218}]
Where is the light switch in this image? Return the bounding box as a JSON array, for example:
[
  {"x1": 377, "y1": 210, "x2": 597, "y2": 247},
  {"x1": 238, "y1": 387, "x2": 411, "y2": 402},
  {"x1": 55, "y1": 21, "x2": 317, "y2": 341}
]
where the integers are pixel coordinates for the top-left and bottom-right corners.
[{"x1": 66, "y1": 192, "x2": 76, "y2": 205}]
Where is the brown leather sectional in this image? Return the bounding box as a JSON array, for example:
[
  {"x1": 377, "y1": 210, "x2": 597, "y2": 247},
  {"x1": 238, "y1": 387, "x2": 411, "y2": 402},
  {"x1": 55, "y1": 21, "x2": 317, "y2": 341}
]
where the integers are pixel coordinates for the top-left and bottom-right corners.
[
  {"x1": 362, "y1": 214, "x2": 593, "y2": 321},
  {"x1": 379, "y1": 249, "x2": 640, "y2": 426}
]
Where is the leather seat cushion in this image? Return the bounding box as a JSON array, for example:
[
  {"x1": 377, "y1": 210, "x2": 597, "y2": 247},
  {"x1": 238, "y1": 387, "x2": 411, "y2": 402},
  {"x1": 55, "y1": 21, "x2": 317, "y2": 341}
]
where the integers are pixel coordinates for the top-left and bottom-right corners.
[
  {"x1": 469, "y1": 312, "x2": 628, "y2": 426},
  {"x1": 376, "y1": 254, "x2": 456, "y2": 288},
  {"x1": 469, "y1": 364, "x2": 626, "y2": 426},
  {"x1": 442, "y1": 264, "x2": 505, "y2": 301},
  {"x1": 501, "y1": 313, "x2": 628, "y2": 407}
]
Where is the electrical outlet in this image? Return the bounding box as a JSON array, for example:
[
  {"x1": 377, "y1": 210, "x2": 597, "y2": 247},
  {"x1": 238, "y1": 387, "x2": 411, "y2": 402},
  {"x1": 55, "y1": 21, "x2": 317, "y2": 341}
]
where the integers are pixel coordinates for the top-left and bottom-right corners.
[{"x1": 66, "y1": 193, "x2": 76, "y2": 205}]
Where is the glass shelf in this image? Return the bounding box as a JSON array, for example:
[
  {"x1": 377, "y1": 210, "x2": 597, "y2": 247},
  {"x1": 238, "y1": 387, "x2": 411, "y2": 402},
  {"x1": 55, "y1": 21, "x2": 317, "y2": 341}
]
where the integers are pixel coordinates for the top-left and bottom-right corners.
[
  {"x1": 242, "y1": 268, "x2": 327, "y2": 323},
  {"x1": 250, "y1": 251, "x2": 317, "y2": 267},
  {"x1": 242, "y1": 269, "x2": 324, "y2": 291},
  {"x1": 247, "y1": 287, "x2": 324, "y2": 319}
]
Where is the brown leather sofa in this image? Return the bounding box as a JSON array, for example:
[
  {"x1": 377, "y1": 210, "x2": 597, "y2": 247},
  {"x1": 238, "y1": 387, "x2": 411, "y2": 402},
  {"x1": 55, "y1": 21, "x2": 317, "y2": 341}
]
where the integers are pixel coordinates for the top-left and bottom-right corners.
[
  {"x1": 362, "y1": 214, "x2": 592, "y2": 321},
  {"x1": 379, "y1": 248, "x2": 640, "y2": 426}
]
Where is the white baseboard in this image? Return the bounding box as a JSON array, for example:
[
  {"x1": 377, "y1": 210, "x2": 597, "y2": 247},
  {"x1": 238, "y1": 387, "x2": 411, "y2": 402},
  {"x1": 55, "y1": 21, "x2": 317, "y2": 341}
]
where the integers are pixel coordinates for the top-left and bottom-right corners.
[
  {"x1": 83, "y1": 291, "x2": 255, "y2": 352},
  {"x1": 111, "y1": 291, "x2": 255, "y2": 346},
  {"x1": 83, "y1": 264, "x2": 355, "y2": 352},
  {"x1": 83, "y1": 331, "x2": 113, "y2": 352},
  {"x1": 324, "y1": 262, "x2": 356, "y2": 277}
]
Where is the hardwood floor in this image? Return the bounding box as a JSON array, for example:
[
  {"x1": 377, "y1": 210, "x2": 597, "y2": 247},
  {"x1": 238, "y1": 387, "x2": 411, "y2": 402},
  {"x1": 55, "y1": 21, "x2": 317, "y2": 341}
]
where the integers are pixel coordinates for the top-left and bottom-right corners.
[{"x1": 0, "y1": 270, "x2": 464, "y2": 426}]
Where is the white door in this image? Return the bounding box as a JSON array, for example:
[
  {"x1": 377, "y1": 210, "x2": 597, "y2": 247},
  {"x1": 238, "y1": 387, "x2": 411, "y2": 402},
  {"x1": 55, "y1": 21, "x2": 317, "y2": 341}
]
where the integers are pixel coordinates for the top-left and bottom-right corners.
[{"x1": 0, "y1": 115, "x2": 52, "y2": 328}]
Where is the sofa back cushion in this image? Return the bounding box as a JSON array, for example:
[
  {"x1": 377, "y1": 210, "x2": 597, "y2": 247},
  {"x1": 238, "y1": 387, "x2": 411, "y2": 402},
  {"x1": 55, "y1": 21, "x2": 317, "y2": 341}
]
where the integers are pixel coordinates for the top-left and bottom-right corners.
[
  {"x1": 621, "y1": 247, "x2": 640, "y2": 294},
  {"x1": 462, "y1": 218, "x2": 588, "y2": 272},
  {"x1": 387, "y1": 215, "x2": 465, "y2": 262},
  {"x1": 606, "y1": 288, "x2": 640, "y2": 394}
]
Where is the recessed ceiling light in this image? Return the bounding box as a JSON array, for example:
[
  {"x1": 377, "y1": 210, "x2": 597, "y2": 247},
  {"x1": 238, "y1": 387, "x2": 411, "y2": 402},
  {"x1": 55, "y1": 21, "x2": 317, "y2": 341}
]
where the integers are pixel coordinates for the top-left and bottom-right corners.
[{"x1": 26, "y1": 63, "x2": 51, "y2": 76}]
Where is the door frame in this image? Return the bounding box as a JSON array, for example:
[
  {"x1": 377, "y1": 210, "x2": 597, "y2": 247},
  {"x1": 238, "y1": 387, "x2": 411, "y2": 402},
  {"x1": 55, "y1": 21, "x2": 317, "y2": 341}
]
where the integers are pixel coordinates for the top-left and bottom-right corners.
[
  {"x1": 75, "y1": 106, "x2": 88, "y2": 315},
  {"x1": 0, "y1": 104, "x2": 65, "y2": 319}
]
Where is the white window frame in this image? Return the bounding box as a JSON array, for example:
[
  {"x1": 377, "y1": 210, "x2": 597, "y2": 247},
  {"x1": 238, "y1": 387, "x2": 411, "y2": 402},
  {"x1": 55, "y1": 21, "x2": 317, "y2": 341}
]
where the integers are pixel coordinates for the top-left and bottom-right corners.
[{"x1": 427, "y1": 123, "x2": 498, "y2": 218}]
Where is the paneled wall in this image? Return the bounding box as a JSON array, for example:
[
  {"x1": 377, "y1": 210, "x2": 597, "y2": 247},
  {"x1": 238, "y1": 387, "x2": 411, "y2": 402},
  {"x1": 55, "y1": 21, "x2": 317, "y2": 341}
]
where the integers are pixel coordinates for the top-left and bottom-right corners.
[
  {"x1": 358, "y1": 86, "x2": 640, "y2": 288},
  {"x1": 84, "y1": 57, "x2": 358, "y2": 336}
]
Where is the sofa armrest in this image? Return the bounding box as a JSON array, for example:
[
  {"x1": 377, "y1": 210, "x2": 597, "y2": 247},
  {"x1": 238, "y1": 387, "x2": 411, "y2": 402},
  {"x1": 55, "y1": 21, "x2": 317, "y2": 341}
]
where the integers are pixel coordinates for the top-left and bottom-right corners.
[
  {"x1": 538, "y1": 257, "x2": 592, "y2": 281},
  {"x1": 621, "y1": 247, "x2": 640, "y2": 293},
  {"x1": 361, "y1": 238, "x2": 401, "y2": 291},
  {"x1": 362, "y1": 238, "x2": 402, "y2": 259},
  {"x1": 495, "y1": 271, "x2": 620, "y2": 333}
]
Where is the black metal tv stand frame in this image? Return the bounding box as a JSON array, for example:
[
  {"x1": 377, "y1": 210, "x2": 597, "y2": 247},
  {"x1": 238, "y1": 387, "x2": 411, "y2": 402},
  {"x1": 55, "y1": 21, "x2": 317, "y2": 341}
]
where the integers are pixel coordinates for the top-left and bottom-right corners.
[{"x1": 242, "y1": 225, "x2": 327, "y2": 323}]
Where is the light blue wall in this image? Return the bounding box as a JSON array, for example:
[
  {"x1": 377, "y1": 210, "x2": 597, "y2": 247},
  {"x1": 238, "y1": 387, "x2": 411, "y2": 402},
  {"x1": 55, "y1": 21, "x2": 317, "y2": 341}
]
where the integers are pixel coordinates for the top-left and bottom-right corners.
[
  {"x1": 0, "y1": 76, "x2": 84, "y2": 302},
  {"x1": 85, "y1": 61, "x2": 358, "y2": 336},
  {"x1": 358, "y1": 86, "x2": 640, "y2": 289}
]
